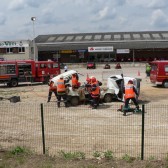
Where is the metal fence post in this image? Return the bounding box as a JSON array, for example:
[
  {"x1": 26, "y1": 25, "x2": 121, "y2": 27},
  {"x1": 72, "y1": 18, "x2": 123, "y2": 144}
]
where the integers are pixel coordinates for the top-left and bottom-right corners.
[
  {"x1": 141, "y1": 104, "x2": 145, "y2": 160},
  {"x1": 40, "y1": 103, "x2": 46, "y2": 154}
]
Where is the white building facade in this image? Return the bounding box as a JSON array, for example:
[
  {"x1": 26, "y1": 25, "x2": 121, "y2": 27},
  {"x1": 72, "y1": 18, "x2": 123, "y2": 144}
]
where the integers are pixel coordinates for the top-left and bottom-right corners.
[{"x1": 0, "y1": 40, "x2": 36, "y2": 61}]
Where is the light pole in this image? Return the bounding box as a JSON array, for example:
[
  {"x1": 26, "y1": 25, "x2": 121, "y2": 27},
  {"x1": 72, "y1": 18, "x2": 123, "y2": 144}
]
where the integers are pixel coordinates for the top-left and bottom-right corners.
[{"x1": 31, "y1": 17, "x2": 36, "y2": 61}]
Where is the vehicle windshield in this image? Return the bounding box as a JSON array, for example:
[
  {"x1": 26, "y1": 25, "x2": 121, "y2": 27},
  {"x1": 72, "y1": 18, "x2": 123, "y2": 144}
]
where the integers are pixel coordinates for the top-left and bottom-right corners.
[{"x1": 151, "y1": 64, "x2": 157, "y2": 71}]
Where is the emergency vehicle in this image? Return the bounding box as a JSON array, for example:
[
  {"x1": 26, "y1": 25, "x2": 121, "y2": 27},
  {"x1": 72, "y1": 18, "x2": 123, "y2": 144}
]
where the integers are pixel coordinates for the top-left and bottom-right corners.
[
  {"x1": 150, "y1": 60, "x2": 168, "y2": 88},
  {"x1": 0, "y1": 60, "x2": 60, "y2": 87}
]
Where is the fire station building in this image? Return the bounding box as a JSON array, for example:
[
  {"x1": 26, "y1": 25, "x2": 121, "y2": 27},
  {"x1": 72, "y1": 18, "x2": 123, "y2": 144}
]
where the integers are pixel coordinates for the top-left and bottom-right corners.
[
  {"x1": 1, "y1": 31, "x2": 168, "y2": 63},
  {"x1": 35, "y1": 31, "x2": 168, "y2": 63}
]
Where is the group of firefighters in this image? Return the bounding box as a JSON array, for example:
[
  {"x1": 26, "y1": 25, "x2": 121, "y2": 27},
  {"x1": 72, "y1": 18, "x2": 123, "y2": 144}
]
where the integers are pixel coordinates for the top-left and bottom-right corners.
[
  {"x1": 47, "y1": 72, "x2": 139, "y2": 115},
  {"x1": 47, "y1": 73, "x2": 102, "y2": 109}
]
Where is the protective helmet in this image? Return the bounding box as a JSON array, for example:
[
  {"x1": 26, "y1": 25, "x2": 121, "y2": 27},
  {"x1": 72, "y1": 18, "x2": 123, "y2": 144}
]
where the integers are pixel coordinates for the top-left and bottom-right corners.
[
  {"x1": 91, "y1": 76, "x2": 96, "y2": 83},
  {"x1": 60, "y1": 75, "x2": 63, "y2": 79},
  {"x1": 86, "y1": 78, "x2": 91, "y2": 83},
  {"x1": 128, "y1": 80, "x2": 133, "y2": 84}
]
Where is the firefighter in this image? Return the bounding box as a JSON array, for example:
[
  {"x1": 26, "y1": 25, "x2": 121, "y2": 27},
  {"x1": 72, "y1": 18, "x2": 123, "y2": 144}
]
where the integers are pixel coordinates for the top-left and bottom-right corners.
[
  {"x1": 71, "y1": 73, "x2": 80, "y2": 89},
  {"x1": 90, "y1": 77, "x2": 100, "y2": 109},
  {"x1": 123, "y1": 80, "x2": 139, "y2": 116},
  {"x1": 56, "y1": 75, "x2": 68, "y2": 108},
  {"x1": 47, "y1": 81, "x2": 57, "y2": 102}
]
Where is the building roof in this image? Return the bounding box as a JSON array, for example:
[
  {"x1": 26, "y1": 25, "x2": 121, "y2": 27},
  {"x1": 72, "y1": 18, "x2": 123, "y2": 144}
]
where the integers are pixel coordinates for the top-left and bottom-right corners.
[{"x1": 35, "y1": 31, "x2": 168, "y2": 51}]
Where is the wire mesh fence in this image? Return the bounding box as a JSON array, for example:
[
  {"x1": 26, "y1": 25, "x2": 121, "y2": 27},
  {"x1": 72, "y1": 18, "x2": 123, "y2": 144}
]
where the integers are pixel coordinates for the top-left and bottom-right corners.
[{"x1": 0, "y1": 102, "x2": 168, "y2": 159}]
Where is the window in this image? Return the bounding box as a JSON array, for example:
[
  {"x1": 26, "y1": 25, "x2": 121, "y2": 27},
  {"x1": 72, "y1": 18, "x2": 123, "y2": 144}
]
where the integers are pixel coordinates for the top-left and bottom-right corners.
[
  {"x1": 53, "y1": 63, "x2": 58, "y2": 68},
  {"x1": 31, "y1": 47, "x2": 34, "y2": 54},
  {"x1": 40, "y1": 64, "x2": 47, "y2": 68},
  {"x1": 47, "y1": 64, "x2": 52, "y2": 68},
  {"x1": 0, "y1": 48, "x2": 6, "y2": 53},
  {"x1": 0, "y1": 64, "x2": 16, "y2": 75},
  {"x1": 151, "y1": 64, "x2": 157, "y2": 71},
  {"x1": 6, "y1": 48, "x2": 13, "y2": 53},
  {"x1": 18, "y1": 47, "x2": 25, "y2": 53},
  {"x1": 165, "y1": 65, "x2": 168, "y2": 72}
]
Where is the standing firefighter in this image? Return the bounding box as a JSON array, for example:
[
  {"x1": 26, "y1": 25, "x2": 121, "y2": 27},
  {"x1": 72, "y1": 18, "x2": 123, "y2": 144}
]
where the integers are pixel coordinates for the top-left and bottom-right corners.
[
  {"x1": 71, "y1": 73, "x2": 80, "y2": 89},
  {"x1": 47, "y1": 81, "x2": 57, "y2": 102},
  {"x1": 90, "y1": 77, "x2": 100, "y2": 109},
  {"x1": 123, "y1": 80, "x2": 139, "y2": 116},
  {"x1": 56, "y1": 75, "x2": 68, "y2": 108}
]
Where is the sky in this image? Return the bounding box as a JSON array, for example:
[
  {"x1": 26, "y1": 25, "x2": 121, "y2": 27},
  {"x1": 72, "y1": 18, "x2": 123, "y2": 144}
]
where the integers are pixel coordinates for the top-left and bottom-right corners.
[{"x1": 0, "y1": 0, "x2": 168, "y2": 41}]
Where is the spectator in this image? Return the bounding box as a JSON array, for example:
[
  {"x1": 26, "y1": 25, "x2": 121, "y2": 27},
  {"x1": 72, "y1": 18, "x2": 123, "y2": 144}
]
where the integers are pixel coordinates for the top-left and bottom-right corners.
[
  {"x1": 64, "y1": 65, "x2": 68, "y2": 72},
  {"x1": 146, "y1": 63, "x2": 151, "y2": 77}
]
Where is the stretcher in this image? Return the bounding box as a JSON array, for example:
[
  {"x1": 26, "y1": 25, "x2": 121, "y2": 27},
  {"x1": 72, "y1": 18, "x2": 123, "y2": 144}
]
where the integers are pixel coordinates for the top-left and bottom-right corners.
[{"x1": 117, "y1": 104, "x2": 142, "y2": 116}]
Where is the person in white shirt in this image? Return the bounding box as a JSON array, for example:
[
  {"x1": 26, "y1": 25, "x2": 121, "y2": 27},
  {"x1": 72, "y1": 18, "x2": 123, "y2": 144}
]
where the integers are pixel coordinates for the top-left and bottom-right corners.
[{"x1": 64, "y1": 65, "x2": 68, "y2": 72}]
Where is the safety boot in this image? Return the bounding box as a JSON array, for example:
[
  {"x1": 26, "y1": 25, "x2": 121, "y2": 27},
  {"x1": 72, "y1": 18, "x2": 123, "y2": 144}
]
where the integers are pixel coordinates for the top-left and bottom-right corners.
[
  {"x1": 57, "y1": 102, "x2": 60, "y2": 108},
  {"x1": 65, "y1": 102, "x2": 69, "y2": 108}
]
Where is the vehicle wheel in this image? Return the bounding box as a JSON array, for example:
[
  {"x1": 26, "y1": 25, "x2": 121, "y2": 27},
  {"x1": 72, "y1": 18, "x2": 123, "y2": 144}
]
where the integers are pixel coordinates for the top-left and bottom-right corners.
[
  {"x1": 7, "y1": 83, "x2": 11, "y2": 87},
  {"x1": 10, "y1": 79, "x2": 18, "y2": 87},
  {"x1": 104, "y1": 94, "x2": 113, "y2": 103},
  {"x1": 70, "y1": 96, "x2": 79, "y2": 106},
  {"x1": 162, "y1": 80, "x2": 168, "y2": 88}
]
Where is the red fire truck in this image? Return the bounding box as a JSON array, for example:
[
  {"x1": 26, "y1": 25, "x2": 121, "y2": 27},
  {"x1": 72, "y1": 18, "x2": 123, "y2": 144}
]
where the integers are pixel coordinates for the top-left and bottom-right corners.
[
  {"x1": 0, "y1": 60, "x2": 60, "y2": 87},
  {"x1": 150, "y1": 60, "x2": 168, "y2": 88}
]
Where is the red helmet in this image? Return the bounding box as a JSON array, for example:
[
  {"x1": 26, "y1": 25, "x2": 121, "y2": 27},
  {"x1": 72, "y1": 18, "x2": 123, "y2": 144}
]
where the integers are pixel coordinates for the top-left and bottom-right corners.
[
  {"x1": 86, "y1": 78, "x2": 91, "y2": 83},
  {"x1": 128, "y1": 80, "x2": 133, "y2": 84},
  {"x1": 91, "y1": 76, "x2": 96, "y2": 83}
]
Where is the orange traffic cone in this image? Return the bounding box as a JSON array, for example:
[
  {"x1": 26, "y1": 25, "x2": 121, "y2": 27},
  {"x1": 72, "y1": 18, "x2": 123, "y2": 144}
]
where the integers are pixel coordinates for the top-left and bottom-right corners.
[{"x1": 138, "y1": 70, "x2": 140, "y2": 76}]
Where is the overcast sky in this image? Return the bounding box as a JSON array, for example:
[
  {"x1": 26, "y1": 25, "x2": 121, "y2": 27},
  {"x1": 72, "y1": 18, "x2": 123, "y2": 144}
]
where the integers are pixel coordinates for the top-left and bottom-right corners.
[{"x1": 0, "y1": 0, "x2": 168, "y2": 41}]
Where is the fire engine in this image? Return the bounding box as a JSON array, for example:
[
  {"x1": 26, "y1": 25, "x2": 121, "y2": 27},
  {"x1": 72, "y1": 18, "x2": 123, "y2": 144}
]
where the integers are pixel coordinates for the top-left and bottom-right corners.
[
  {"x1": 0, "y1": 60, "x2": 60, "y2": 87},
  {"x1": 150, "y1": 60, "x2": 168, "y2": 88}
]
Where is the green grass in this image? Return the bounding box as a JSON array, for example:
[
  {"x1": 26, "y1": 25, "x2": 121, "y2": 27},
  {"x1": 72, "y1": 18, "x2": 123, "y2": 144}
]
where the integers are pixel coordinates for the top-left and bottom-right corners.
[
  {"x1": 103, "y1": 150, "x2": 114, "y2": 160},
  {"x1": 58, "y1": 150, "x2": 85, "y2": 160},
  {"x1": 122, "y1": 153, "x2": 136, "y2": 163}
]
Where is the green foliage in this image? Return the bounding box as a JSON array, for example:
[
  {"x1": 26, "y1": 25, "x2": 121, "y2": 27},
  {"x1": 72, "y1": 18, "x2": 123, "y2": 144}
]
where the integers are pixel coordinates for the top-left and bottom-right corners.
[
  {"x1": 148, "y1": 156, "x2": 155, "y2": 160},
  {"x1": 165, "y1": 153, "x2": 168, "y2": 161},
  {"x1": 10, "y1": 146, "x2": 27, "y2": 155},
  {"x1": 93, "y1": 151, "x2": 101, "y2": 158},
  {"x1": 58, "y1": 150, "x2": 85, "y2": 160},
  {"x1": 103, "y1": 150, "x2": 114, "y2": 160},
  {"x1": 122, "y1": 153, "x2": 135, "y2": 163}
]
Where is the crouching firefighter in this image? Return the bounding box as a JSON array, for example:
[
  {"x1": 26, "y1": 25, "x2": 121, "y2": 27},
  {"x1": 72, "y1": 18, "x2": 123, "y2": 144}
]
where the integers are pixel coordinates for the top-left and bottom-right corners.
[
  {"x1": 90, "y1": 77, "x2": 100, "y2": 109},
  {"x1": 123, "y1": 80, "x2": 139, "y2": 116},
  {"x1": 56, "y1": 75, "x2": 68, "y2": 108}
]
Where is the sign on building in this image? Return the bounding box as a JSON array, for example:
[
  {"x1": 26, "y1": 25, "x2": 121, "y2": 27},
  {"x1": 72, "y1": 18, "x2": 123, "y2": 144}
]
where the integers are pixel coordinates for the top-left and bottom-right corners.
[
  {"x1": 117, "y1": 49, "x2": 130, "y2": 54},
  {"x1": 88, "y1": 46, "x2": 113, "y2": 52},
  {"x1": 0, "y1": 41, "x2": 29, "y2": 48}
]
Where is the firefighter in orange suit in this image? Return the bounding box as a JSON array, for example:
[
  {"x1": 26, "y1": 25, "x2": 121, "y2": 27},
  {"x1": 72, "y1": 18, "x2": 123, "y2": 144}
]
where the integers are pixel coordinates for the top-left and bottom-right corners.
[
  {"x1": 47, "y1": 81, "x2": 57, "y2": 102},
  {"x1": 123, "y1": 80, "x2": 139, "y2": 116},
  {"x1": 90, "y1": 77, "x2": 100, "y2": 109},
  {"x1": 56, "y1": 75, "x2": 68, "y2": 108},
  {"x1": 71, "y1": 73, "x2": 80, "y2": 89}
]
